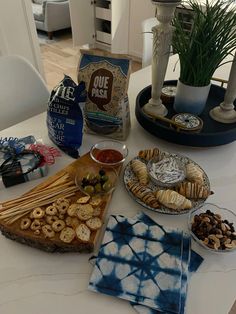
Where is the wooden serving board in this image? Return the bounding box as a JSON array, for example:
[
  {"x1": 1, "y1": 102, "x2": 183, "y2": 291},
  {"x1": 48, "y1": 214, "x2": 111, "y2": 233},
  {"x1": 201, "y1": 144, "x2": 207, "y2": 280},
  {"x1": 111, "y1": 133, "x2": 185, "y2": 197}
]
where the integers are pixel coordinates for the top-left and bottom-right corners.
[{"x1": 0, "y1": 153, "x2": 120, "y2": 253}]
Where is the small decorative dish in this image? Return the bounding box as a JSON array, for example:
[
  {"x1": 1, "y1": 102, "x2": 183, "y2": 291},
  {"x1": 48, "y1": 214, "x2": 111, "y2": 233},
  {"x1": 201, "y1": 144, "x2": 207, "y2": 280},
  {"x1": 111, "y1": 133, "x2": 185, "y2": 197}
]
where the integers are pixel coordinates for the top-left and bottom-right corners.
[
  {"x1": 188, "y1": 203, "x2": 236, "y2": 253},
  {"x1": 90, "y1": 140, "x2": 128, "y2": 167},
  {"x1": 147, "y1": 156, "x2": 186, "y2": 187},
  {"x1": 75, "y1": 166, "x2": 117, "y2": 196}
]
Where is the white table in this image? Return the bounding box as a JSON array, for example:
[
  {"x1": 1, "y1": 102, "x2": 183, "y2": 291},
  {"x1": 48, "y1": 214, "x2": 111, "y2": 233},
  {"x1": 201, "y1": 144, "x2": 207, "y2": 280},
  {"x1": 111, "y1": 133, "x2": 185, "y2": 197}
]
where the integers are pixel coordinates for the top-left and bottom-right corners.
[{"x1": 0, "y1": 57, "x2": 235, "y2": 314}]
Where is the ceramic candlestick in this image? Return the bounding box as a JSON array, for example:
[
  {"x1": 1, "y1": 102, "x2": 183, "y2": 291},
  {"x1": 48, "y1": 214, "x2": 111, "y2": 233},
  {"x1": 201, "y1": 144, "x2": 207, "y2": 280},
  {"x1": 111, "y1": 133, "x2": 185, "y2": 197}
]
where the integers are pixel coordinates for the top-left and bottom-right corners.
[
  {"x1": 210, "y1": 52, "x2": 236, "y2": 124},
  {"x1": 143, "y1": 0, "x2": 181, "y2": 117}
]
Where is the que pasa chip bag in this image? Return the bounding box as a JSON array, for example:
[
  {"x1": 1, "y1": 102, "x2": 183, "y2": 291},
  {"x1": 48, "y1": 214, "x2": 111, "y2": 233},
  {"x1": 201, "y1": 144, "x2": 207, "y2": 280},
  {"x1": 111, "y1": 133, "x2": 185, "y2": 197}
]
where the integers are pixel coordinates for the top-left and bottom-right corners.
[
  {"x1": 47, "y1": 75, "x2": 86, "y2": 158},
  {"x1": 78, "y1": 50, "x2": 131, "y2": 140}
]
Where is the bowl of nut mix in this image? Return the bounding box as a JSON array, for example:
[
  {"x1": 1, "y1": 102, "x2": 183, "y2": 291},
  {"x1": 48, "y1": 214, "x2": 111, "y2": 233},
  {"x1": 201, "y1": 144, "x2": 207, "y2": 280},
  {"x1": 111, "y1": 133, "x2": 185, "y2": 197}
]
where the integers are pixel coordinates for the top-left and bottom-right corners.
[{"x1": 188, "y1": 203, "x2": 236, "y2": 253}]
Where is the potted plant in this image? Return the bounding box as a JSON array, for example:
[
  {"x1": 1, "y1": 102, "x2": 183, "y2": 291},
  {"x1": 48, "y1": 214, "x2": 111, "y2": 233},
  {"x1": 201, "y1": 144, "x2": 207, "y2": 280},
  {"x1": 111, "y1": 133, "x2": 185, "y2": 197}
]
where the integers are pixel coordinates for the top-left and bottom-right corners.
[{"x1": 172, "y1": 0, "x2": 236, "y2": 115}]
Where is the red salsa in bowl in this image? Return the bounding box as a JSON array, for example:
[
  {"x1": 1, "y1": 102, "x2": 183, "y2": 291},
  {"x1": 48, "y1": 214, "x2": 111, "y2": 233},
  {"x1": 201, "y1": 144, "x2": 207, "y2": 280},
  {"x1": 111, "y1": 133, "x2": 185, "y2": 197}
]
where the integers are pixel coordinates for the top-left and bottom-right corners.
[
  {"x1": 96, "y1": 149, "x2": 124, "y2": 164},
  {"x1": 90, "y1": 140, "x2": 128, "y2": 166}
]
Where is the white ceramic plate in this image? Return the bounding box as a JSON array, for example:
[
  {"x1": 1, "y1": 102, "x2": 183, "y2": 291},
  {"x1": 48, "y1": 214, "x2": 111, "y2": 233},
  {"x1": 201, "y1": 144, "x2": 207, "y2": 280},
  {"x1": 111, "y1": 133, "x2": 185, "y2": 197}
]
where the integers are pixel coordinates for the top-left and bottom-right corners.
[{"x1": 123, "y1": 152, "x2": 211, "y2": 215}]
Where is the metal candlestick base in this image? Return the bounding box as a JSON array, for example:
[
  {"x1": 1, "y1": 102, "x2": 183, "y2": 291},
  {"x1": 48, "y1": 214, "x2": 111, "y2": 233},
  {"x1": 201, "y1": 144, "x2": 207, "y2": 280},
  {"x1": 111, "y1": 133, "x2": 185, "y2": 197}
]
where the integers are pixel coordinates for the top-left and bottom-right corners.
[
  {"x1": 143, "y1": 101, "x2": 168, "y2": 117},
  {"x1": 210, "y1": 106, "x2": 236, "y2": 124}
]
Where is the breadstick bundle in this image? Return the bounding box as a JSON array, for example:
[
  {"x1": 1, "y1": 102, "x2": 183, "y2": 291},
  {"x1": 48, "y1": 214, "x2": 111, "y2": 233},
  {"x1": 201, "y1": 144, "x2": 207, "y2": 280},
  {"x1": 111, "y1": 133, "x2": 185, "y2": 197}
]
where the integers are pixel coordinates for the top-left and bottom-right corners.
[{"x1": 0, "y1": 173, "x2": 77, "y2": 224}]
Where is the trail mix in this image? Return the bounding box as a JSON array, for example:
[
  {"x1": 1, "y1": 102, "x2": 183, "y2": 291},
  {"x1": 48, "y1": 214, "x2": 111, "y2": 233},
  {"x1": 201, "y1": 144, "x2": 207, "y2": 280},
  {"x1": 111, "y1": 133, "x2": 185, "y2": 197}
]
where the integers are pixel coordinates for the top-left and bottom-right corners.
[{"x1": 191, "y1": 209, "x2": 236, "y2": 250}]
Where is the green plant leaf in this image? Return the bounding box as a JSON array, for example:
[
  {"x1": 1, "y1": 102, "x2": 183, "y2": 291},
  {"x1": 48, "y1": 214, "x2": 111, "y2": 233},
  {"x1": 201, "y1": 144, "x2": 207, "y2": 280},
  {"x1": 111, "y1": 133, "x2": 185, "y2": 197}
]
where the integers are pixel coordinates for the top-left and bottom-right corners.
[{"x1": 172, "y1": 0, "x2": 236, "y2": 86}]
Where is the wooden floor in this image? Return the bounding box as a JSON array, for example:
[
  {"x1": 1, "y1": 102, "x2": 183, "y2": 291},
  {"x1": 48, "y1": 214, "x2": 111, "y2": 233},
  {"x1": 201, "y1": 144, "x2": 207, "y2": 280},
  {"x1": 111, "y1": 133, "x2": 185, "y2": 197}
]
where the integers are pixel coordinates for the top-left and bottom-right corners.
[{"x1": 39, "y1": 30, "x2": 142, "y2": 91}]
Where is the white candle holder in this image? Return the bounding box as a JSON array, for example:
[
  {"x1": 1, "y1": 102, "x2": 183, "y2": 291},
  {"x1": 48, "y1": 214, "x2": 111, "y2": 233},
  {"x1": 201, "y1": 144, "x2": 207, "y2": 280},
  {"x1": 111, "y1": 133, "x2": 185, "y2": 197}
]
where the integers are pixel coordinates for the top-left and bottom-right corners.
[
  {"x1": 210, "y1": 51, "x2": 236, "y2": 124},
  {"x1": 143, "y1": 0, "x2": 181, "y2": 117}
]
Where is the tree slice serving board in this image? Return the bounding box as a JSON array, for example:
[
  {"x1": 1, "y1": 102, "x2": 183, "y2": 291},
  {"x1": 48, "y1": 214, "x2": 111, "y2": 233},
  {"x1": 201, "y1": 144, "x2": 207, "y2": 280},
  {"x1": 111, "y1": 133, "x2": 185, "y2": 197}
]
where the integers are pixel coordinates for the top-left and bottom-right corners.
[{"x1": 0, "y1": 153, "x2": 120, "y2": 253}]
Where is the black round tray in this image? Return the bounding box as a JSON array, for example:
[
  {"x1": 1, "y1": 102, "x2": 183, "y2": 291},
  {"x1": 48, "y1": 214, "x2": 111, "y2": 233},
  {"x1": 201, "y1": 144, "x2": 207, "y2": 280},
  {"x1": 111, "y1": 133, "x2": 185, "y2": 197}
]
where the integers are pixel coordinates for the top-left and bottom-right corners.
[{"x1": 136, "y1": 80, "x2": 236, "y2": 147}]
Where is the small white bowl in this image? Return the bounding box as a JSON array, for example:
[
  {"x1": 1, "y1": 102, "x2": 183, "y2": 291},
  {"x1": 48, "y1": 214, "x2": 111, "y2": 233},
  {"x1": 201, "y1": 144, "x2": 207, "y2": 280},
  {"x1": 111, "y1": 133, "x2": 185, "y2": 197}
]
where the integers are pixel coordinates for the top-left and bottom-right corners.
[
  {"x1": 188, "y1": 203, "x2": 236, "y2": 253},
  {"x1": 147, "y1": 157, "x2": 186, "y2": 187}
]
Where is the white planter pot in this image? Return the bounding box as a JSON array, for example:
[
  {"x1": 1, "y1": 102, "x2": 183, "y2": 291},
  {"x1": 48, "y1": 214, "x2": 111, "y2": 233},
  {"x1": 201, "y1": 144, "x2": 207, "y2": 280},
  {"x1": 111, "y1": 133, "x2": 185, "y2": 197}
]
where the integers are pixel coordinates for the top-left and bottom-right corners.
[{"x1": 174, "y1": 80, "x2": 211, "y2": 115}]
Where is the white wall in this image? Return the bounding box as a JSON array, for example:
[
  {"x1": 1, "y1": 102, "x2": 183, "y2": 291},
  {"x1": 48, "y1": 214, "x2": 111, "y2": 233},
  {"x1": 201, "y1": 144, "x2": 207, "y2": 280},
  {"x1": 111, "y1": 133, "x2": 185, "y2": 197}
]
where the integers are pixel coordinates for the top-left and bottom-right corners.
[
  {"x1": 69, "y1": 0, "x2": 155, "y2": 59},
  {"x1": 69, "y1": 0, "x2": 95, "y2": 47},
  {"x1": 128, "y1": 0, "x2": 155, "y2": 58},
  {"x1": 0, "y1": 0, "x2": 44, "y2": 76},
  {"x1": 0, "y1": 28, "x2": 8, "y2": 56}
]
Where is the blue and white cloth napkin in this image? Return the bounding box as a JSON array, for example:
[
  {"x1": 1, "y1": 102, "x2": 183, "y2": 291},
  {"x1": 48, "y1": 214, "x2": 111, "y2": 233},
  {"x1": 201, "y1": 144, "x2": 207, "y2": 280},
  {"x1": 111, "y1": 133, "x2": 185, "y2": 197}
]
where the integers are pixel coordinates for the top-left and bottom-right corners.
[
  {"x1": 88, "y1": 212, "x2": 203, "y2": 314},
  {"x1": 130, "y1": 212, "x2": 203, "y2": 314}
]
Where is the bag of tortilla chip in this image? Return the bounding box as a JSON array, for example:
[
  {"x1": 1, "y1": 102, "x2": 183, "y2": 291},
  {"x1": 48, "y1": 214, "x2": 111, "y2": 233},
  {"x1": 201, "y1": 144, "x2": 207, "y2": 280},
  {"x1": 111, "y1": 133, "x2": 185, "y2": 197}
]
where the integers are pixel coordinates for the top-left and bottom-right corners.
[
  {"x1": 47, "y1": 75, "x2": 86, "y2": 158},
  {"x1": 78, "y1": 50, "x2": 131, "y2": 140}
]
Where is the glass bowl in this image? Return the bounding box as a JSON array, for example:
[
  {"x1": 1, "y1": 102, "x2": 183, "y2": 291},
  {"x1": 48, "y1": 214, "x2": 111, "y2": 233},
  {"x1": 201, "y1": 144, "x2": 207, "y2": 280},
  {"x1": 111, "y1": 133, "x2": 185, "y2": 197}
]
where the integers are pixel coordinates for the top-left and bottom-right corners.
[
  {"x1": 188, "y1": 203, "x2": 236, "y2": 254},
  {"x1": 147, "y1": 156, "x2": 186, "y2": 187},
  {"x1": 90, "y1": 140, "x2": 128, "y2": 167},
  {"x1": 75, "y1": 165, "x2": 118, "y2": 196}
]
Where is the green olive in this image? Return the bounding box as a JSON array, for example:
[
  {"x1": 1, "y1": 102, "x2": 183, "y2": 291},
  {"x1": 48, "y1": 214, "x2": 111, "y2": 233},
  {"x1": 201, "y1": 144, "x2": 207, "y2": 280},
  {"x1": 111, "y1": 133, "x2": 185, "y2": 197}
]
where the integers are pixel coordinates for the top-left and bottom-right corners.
[
  {"x1": 84, "y1": 185, "x2": 95, "y2": 195},
  {"x1": 101, "y1": 175, "x2": 109, "y2": 182},
  {"x1": 95, "y1": 183, "x2": 102, "y2": 193},
  {"x1": 96, "y1": 175, "x2": 101, "y2": 181},
  {"x1": 86, "y1": 173, "x2": 95, "y2": 181},
  {"x1": 102, "y1": 181, "x2": 112, "y2": 192}
]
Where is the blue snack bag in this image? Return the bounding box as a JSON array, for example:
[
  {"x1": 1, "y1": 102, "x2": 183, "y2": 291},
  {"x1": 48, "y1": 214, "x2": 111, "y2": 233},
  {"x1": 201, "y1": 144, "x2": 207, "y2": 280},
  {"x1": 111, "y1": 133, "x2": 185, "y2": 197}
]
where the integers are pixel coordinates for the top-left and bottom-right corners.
[{"x1": 47, "y1": 75, "x2": 87, "y2": 158}]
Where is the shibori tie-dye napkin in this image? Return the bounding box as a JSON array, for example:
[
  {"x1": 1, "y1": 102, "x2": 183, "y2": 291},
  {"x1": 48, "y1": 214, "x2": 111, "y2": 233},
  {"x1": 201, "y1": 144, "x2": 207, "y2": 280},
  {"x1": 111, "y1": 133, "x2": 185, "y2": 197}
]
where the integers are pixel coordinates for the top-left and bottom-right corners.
[
  {"x1": 88, "y1": 212, "x2": 203, "y2": 314},
  {"x1": 130, "y1": 212, "x2": 203, "y2": 314}
]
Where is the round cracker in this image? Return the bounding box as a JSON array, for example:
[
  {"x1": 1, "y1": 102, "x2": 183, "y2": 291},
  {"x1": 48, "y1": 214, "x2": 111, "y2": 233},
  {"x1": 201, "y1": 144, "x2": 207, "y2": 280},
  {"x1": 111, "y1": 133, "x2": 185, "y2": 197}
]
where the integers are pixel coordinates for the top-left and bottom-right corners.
[
  {"x1": 60, "y1": 227, "x2": 76, "y2": 243},
  {"x1": 77, "y1": 204, "x2": 93, "y2": 221},
  {"x1": 86, "y1": 217, "x2": 102, "y2": 230},
  {"x1": 76, "y1": 224, "x2": 91, "y2": 242}
]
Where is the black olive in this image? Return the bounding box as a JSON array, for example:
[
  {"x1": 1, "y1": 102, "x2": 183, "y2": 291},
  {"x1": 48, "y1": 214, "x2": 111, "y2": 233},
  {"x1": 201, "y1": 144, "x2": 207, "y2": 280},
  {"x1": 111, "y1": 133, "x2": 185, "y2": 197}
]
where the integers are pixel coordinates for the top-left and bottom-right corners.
[
  {"x1": 82, "y1": 178, "x2": 88, "y2": 185},
  {"x1": 99, "y1": 169, "x2": 105, "y2": 176}
]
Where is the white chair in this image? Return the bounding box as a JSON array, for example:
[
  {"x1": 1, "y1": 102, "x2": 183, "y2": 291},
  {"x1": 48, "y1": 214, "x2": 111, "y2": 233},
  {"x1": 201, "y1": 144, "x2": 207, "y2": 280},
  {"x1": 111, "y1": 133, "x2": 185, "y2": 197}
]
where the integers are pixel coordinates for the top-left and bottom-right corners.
[
  {"x1": 142, "y1": 18, "x2": 158, "y2": 68},
  {"x1": 0, "y1": 55, "x2": 50, "y2": 131}
]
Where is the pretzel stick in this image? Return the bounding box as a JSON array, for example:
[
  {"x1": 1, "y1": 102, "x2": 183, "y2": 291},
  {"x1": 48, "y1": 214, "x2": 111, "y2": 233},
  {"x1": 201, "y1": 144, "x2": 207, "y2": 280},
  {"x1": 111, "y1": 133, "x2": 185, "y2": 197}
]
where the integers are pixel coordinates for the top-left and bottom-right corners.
[
  {"x1": 1, "y1": 181, "x2": 75, "y2": 208},
  {"x1": 1, "y1": 183, "x2": 73, "y2": 207},
  {"x1": 48, "y1": 174, "x2": 70, "y2": 188},
  {"x1": 5, "y1": 213, "x2": 28, "y2": 224},
  {"x1": 29, "y1": 172, "x2": 70, "y2": 193},
  {"x1": 1, "y1": 191, "x2": 76, "y2": 220},
  {"x1": 0, "y1": 187, "x2": 78, "y2": 217},
  {"x1": 0, "y1": 173, "x2": 73, "y2": 209},
  {"x1": 24, "y1": 178, "x2": 73, "y2": 195},
  {"x1": 4, "y1": 192, "x2": 76, "y2": 224},
  {"x1": 38, "y1": 173, "x2": 70, "y2": 189},
  {"x1": 0, "y1": 186, "x2": 78, "y2": 217},
  {"x1": 0, "y1": 186, "x2": 76, "y2": 213}
]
